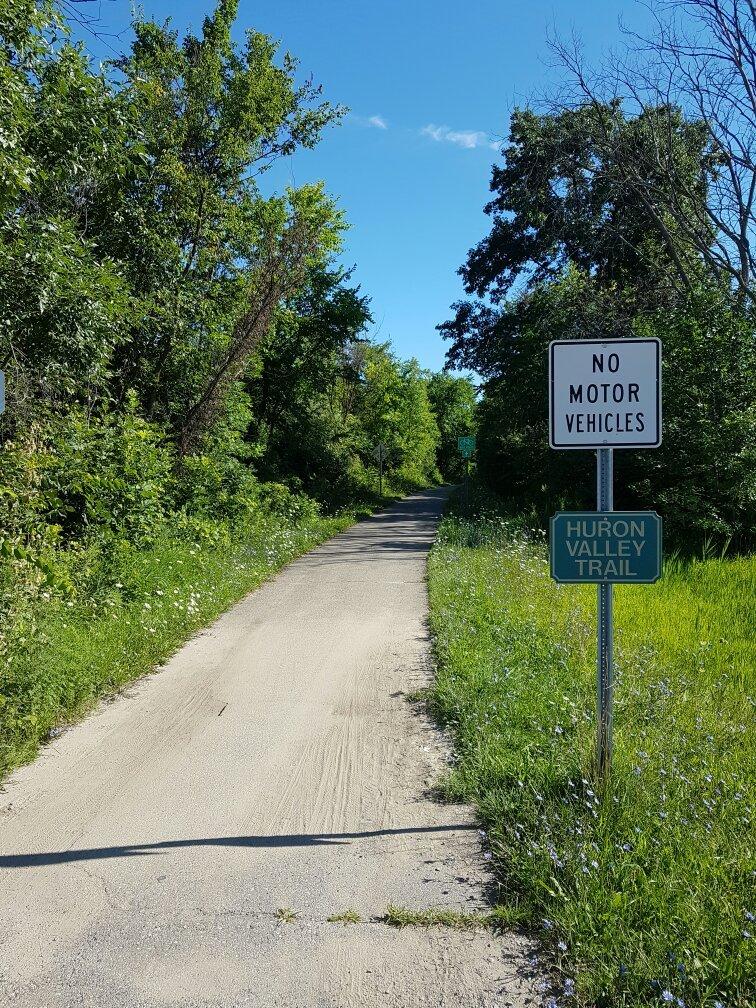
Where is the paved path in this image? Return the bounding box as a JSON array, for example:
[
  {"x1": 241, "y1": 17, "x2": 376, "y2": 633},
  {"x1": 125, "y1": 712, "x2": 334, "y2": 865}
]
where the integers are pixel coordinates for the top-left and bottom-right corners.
[{"x1": 0, "y1": 489, "x2": 541, "y2": 1008}]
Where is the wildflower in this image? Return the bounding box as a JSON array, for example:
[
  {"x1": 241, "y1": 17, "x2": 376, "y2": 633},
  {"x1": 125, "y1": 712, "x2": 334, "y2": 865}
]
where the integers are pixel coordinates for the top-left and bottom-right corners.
[
  {"x1": 661, "y1": 992, "x2": 674, "y2": 1003},
  {"x1": 557, "y1": 941, "x2": 567, "y2": 952}
]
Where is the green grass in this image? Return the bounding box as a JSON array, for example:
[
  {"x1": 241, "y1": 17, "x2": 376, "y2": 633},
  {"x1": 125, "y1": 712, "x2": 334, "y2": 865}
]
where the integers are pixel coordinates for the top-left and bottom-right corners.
[
  {"x1": 0, "y1": 510, "x2": 355, "y2": 778},
  {"x1": 327, "y1": 909, "x2": 363, "y2": 924},
  {"x1": 427, "y1": 502, "x2": 755, "y2": 1008}
]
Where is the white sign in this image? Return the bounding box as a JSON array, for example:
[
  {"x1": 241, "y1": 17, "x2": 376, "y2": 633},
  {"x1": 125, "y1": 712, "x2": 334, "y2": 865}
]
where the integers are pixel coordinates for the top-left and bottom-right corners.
[
  {"x1": 372, "y1": 442, "x2": 387, "y2": 462},
  {"x1": 549, "y1": 338, "x2": 661, "y2": 449}
]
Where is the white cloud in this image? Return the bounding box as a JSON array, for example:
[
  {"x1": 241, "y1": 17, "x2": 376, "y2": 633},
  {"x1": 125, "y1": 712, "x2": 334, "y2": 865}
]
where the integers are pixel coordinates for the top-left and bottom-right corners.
[
  {"x1": 421, "y1": 124, "x2": 498, "y2": 151},
  {"x1": 351, "y1": 113, "x2": 389, "y2": 130}
]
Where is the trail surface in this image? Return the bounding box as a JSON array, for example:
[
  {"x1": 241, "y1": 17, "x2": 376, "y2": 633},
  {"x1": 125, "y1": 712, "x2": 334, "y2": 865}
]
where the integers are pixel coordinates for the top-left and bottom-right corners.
[{"x1": 0, "y1": 489, "x2": 541, "y2": 1008}]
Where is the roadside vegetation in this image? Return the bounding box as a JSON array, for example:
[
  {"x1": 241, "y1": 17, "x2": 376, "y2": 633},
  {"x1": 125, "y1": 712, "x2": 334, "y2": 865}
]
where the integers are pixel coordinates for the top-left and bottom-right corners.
[
  {"x1": 0, "y1": 0, "x2": 475, "y2": 777},
  {"x1": 440, "y1": 0, "x2": 756, "y2": 551},
  {"x1": 0, "y1": 502, "x2": 355, "y2": 776},
  {"x1": 432, "y1": 8, "x2": 756, "y2": 998},
  {"x1": 428, "y1": 492, "x2": 755, "y2": 1008}
]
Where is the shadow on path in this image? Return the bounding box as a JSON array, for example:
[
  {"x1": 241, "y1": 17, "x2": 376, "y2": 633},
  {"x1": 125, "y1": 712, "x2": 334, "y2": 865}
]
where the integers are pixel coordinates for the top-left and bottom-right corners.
[{"x1": 2, "y1": 823, "x2": 475, "y2": 868}]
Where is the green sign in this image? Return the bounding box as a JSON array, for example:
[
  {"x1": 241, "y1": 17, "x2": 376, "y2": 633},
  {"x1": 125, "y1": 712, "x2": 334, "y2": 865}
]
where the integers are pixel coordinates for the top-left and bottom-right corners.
[
  {"x1": 458, "y1": 435, "x2": 476, "y2": 458},
  {"x1": 550, "y1": 511, "x2": 662, "y2": 583}
]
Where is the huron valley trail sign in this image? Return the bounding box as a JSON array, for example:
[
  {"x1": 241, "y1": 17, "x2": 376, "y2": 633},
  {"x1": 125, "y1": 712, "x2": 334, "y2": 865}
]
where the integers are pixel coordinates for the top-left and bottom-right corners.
[
  {"x1": 458, "y1": 435, "x2": 475, "y2": 458},
  {"x1": 548, "y1": 338, "x2": 663, "y2": 781},
  {"x1": 550, "y1": 511, "x2": 662, "y2": 583}
]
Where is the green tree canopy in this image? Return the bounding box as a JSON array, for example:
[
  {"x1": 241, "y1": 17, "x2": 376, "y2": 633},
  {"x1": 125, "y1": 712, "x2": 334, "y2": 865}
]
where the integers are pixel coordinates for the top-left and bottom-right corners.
[{"x1": 440, "y1": 104, "x2": 755, "y2": 547}]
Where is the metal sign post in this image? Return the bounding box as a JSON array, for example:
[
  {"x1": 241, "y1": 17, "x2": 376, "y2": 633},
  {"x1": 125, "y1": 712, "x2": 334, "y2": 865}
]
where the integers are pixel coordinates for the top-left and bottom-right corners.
[
  {"x1": 596, "y1": 448, "x2": 614, "y2": 779},
  {"x1": 372, "y1": 443, "x2": 387, "y2": 495},
  {"x1": 548, "y1": 339, "x2": 662, "y2": 783}
]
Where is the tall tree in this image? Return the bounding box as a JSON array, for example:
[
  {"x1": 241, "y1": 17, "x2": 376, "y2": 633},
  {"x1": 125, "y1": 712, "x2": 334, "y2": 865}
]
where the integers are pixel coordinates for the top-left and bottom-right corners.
[
  {"x1": 246, "y1": 266, "x2": 373, "y2": 500},
  {"x1": 440, "y1": 102, "x2": 756, "y2": 545},
  {"x1": 552, "y1": 0, "x2": 756, "y2": 298},
  {"x1": 426, "y1": 372, "x2": 477, "y2": 480}
]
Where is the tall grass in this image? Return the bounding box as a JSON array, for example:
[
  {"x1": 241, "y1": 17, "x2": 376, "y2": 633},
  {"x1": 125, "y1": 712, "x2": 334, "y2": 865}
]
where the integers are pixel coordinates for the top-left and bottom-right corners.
[
  {"x1": 0, "y1": 510, "x2": 354, "y2": 777},
  {"x1": 428, "y1": 503, "x2": 755, "y2": 1008}
]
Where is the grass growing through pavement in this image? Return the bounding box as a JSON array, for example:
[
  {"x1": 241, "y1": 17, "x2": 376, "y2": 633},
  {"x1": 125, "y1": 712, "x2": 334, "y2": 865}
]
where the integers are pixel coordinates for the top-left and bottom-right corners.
[
  {"x1": 0, "y1": 510, "x2": 354, "y2": 778},
  {"x1": 327, "y1": 910, "x2": 363, "y2": 924},
  {"x1": 427, "y1": 499, "x2": 755, "y2": 1008}
]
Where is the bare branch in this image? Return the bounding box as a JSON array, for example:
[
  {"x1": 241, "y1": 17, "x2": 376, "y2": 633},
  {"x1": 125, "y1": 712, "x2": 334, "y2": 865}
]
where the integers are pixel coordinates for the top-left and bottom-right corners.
[{"x1": 553, "y1": 0, "x2": 756, "y2": 296}]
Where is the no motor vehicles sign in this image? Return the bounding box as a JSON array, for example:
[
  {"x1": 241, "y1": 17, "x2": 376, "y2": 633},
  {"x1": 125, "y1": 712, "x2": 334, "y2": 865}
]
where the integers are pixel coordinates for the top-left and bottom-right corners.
[{"x1": 549, "y1": 338, "x2": 661, "y2": 449}]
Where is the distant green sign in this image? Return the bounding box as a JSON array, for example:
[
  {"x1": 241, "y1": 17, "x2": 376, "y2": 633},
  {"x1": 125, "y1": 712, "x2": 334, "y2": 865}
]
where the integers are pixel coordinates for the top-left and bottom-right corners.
[
  {"x1": 458, "y1": 435, "x2": 476, "y2": 458},
  {"x1": 550, "y1": 511, "x2": 662, "y2": 583}
]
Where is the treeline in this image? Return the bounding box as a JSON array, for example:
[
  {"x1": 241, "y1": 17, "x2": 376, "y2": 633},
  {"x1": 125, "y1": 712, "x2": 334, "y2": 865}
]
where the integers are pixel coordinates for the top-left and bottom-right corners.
[
  {"x1": 0, "y1": 0, "x2": 475, "y2": 659},
  {"x1": 441, "y1": 0, "x2": 756, "y2": 551}
]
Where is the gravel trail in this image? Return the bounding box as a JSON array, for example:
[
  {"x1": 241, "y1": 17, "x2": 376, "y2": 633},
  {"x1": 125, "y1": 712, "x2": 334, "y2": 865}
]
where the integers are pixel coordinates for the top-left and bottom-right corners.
[{"x1": 0, "y1": 488, "x2": 542, "y2": 1008}]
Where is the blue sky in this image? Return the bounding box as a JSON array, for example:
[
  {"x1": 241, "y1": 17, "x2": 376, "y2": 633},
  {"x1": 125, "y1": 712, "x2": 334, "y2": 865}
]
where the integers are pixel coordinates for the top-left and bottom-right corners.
[{"x1": 66, "y1": 0, "x2": 652, "y2": 371}]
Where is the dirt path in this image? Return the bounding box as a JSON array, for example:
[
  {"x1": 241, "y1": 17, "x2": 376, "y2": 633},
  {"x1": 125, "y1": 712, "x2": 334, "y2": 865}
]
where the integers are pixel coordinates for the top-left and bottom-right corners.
[{"x1": 0, "y1": 489, "x2": 542, "y2": 1008}]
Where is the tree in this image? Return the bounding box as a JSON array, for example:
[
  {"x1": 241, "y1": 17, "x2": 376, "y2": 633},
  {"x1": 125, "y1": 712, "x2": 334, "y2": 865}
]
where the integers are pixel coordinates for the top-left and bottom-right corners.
[
  {"x1": 102, "y1": 1, "x2": 345, "y2": 452},
  {"x1": 356, "y1": 345, "x2": 440, "y2": 489},
  {"x1": 439, "y1": 101, "x2": 756, "y2": 546},
  {"x1": 425, "y1": 372, "x2": 477, "y2": 479},
  {"x1": 552, "y1": 0, "x2": 756, "y2": 298},
  {"x1": 246, "y1": 266, "x2": 373, "y2": 501}
]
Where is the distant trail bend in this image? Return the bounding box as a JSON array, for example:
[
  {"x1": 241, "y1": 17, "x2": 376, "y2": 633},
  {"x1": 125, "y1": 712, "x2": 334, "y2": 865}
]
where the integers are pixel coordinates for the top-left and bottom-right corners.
[{"x1": 0, "y1": 488, "x2": 541, "y2": 1008}]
